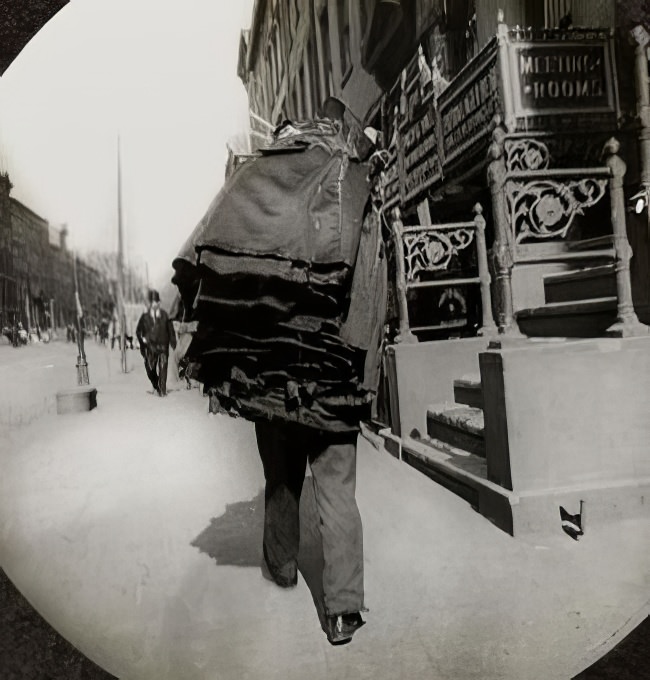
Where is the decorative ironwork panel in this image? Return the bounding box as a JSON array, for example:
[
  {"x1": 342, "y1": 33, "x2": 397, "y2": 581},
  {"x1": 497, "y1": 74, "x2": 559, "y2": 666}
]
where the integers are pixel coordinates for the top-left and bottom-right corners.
[
  {"x1": 506, "y1": 177, "x2": 607, "y2": 242},
  {"x1": 404, "y1": 228, "x2": 475, "y2": 281},
  {"x1": 505, "y1": 139, "x2": 550, "y2": 171},
  {"x1": 439, "y1": 287, "x2": 468, "y2": 317}
]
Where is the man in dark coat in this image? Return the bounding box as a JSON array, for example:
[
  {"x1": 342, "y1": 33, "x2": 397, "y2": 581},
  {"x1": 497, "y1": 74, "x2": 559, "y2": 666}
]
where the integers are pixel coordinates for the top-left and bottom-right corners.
[
  {"x1": 135, "y1": 290, "x2": 177, "y2": 396},
  {"x1": 172, "y1": 99, "x2": 383, "y2": 646}
]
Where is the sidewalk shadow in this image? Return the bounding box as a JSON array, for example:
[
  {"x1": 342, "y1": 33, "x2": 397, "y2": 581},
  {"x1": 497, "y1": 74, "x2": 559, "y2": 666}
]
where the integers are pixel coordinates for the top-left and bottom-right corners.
[
  {"x1": 191, "y1": 490, "x2": 265, "y2": 567},
  {"x1": 190, "y1": 480, "x2": 328, "y2": 630}
]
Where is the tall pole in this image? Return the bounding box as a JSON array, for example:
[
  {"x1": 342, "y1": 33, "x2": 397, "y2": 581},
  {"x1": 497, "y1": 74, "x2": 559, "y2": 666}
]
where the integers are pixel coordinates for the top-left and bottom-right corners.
[
  {"x1": 117, "y1": 136, "x2": 127, "y2": 373},
  {"x1": 73, "y1": 252, "x2": 89, "y2": 385}
]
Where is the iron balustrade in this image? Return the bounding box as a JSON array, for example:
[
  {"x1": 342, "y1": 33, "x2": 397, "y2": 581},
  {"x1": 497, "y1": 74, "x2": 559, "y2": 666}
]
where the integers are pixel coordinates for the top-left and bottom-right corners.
[
  {"x1": 488, "y1": 131, "x2": 649, "y2": 337},
  {"x1": 390, "y1": 204, "x2": 496, "y2": 340}
]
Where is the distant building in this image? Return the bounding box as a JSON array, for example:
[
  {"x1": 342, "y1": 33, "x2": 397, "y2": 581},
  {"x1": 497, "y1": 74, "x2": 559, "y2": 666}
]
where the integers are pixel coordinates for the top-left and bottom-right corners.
[{"x1": 0, "y1": 176, "x2": 144, "y2": 335}]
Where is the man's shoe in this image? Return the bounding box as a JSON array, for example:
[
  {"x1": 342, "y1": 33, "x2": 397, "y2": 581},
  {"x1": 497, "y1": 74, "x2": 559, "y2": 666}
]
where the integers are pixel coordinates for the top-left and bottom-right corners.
[{"x1": 325, "y1": 612, "x2": 365, "y2": 645}]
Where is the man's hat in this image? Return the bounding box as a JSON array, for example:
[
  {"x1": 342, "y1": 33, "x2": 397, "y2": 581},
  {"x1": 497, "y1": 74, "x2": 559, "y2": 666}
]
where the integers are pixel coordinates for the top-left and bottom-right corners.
[{"x1": 148, "y1": 289, "x2": 160, "y2": 303}]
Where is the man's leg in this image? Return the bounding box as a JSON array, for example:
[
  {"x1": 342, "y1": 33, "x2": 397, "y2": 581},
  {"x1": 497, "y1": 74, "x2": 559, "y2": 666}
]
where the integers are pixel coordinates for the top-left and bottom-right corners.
[
  {"x1": 142, "y1": 350, "x2": 158, "y2": 391},
  {"x1": 157, "y1": 352, "x2": 169, "y2": 395},
  {"x1": 255, "y1": 420, "x2": 307, "y2": 587},
  {"x1": 308, "y1": 429, "x2": 365, "y2": 643}
]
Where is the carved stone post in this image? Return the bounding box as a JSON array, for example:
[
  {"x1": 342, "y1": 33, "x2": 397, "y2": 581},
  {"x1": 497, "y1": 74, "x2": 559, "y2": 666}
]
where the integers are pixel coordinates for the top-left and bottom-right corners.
[
  {"x1": 496, "y1": 13, "x2": 517, "y2": 134},
  {"x1": 604, "y1": 138, "x2": 650, "y2": 337},
  {"x1": 390, "y1": 208, "x2": 418, "y2": 344},
  {"x1": 473, "y1": 203, "x2": 498, "y2": 337},
  {"x1": 488, "y1": 126, "x2": 522, "y2": 336},
  {"x1": 633, "y1": 27, "x2": 650, "y2": 194},
  {"x1": 633, "y1": 28, "x2": 650, "y2": 235}
]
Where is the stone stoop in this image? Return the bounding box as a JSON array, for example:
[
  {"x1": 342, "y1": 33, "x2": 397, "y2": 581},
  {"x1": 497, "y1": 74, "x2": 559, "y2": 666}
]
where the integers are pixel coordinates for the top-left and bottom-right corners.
[
  {"x1": 400, "y1": 435, "x2": 518, "y2": 535},
  {"x1": 515, "y1": 296, "x2": 618, "y2": 338},
  {"x1": 453, "y1": 374, "x2": 482, "y2": 409},
  {"x1": 376, "y1": 334, "x2": 650, "y2": 538},
  {"x1": 543, "y1": 263, "x2": 617, "y2": 304},
  {"x1": 426, "y1": 403, "x2": 485, "y2": 457},
  {"x1": 398, "y1": 387, "x2": 519, "y2": 534}
]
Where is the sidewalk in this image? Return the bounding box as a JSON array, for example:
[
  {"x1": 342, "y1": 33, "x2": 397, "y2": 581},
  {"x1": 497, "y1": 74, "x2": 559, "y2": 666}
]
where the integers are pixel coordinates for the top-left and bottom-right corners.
[
  {"x1": 0, "y1": 347, "x2": 649, "y2": 679},
  {"x1": 0, "y1": 337, "x2": 130, "y2": 427}
]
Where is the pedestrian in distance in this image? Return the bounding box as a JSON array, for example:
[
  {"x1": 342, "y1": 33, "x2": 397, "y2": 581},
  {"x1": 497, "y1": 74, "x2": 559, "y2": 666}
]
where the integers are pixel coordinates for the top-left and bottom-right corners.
[{"x1": 135, "y1": 290, "x2": 177, "y2": 396}]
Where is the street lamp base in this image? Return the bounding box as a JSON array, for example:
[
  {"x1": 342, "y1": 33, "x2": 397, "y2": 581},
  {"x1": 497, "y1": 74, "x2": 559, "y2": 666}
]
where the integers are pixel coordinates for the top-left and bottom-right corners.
[{"x1": 56, "y1": 386, "x2": 98, "y2": 414}]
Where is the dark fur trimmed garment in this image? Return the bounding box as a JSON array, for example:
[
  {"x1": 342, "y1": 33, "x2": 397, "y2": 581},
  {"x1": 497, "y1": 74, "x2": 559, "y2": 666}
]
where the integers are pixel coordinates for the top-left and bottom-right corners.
[{"x1": 172, "y1": 120, "x2": 387, "y2": 431}]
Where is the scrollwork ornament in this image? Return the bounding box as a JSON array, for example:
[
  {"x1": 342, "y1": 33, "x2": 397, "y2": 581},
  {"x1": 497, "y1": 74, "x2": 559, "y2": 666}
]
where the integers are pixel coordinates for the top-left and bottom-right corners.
[
  {"x1": 507, "y1": 178, "x2": 608, "y2": 243},
  {"x1": 505, "y1": 139, "x2": 550, "y2": 171},
  {"x1": 403, "y1": 228, "x2": 475, "y2": 281}
]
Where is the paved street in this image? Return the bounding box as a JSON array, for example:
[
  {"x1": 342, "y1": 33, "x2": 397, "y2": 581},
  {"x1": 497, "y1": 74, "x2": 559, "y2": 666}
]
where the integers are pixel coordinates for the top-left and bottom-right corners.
[{"x1": 0, "y1": 339, "x2": 649, "y2": 679}]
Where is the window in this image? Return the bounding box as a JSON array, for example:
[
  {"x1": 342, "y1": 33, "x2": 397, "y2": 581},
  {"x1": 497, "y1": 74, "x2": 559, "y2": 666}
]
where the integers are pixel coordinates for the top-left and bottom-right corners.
[
  {"x1": 266, "y1": 44, "x2": 276, "y2": 97},
  {"x1": 359, "y1": 0, "x2": 373, "y2": 49},
  {"x1": 294, "y1": 68, "x2": 304, "y2": 119},
  {"x1": 318, "y1": 7, "x2": 333, "y2": 98},
  {"x1": 308, "y1": 35, "x2": 321, "y2": 112},
  {"x1": 544, "y1": 0, "x2": 571, "y2": 28},
  {"x1": 337, "y1": 0, "x2": 351, "y2": 84},
  {"x1": 290, "y1": 0, "x2": 300, "y2": 39},
  {"x1": 273, "y1": 24, "x2": 282, "y2": 89}
]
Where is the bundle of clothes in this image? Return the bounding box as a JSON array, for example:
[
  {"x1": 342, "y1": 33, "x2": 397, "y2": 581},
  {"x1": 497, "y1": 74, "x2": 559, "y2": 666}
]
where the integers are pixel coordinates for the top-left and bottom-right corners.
[{"x1": 172, "y1": 115, "x2": 388, "y2": 432}]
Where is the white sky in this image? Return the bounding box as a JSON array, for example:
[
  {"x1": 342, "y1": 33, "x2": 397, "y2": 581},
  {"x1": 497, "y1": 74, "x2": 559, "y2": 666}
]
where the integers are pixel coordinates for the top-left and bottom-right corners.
[{"x1": 0, "y1": 0, "x2": 255, "y2": 288}]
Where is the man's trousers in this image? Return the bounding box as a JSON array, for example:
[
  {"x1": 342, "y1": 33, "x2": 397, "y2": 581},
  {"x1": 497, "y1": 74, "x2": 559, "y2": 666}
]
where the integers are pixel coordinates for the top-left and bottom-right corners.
[
  {"x1": 255, "y1": 420, "x2": 364, "y2": 616},
  {"x1": 142, "y1": 349, "x2": 168, "y2": 395}
]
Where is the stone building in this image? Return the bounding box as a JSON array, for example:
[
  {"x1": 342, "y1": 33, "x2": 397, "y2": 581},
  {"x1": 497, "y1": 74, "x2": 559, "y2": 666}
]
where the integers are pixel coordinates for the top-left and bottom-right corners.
[
  {"x1": 0, "y1": 175, "x2": 137, "y2": 337},
  {"x1": 238, "y1": 0, "x2": 650, "y2": 536}
]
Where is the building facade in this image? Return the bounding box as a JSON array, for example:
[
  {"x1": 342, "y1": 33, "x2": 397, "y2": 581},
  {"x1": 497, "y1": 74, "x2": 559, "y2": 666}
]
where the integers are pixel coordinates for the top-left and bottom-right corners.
[
  {"x1": 0, "y1": 173, "x2": 143, "y2": 338},
  {"x1": 238, "y1": 0, "x2": 650, "y2": 537}
]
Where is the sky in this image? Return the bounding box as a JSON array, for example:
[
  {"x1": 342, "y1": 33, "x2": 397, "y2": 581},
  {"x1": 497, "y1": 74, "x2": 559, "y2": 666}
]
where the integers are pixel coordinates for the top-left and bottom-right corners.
[{"x1": 0, "y1": 0, "x2": 255, "y2": 288}]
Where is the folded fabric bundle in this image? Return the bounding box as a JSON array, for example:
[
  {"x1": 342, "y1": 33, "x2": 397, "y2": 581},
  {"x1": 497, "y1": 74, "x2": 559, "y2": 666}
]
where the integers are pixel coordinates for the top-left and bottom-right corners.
[{"x1": 172, "y1": 119, "x2": 387, "y2": 432}]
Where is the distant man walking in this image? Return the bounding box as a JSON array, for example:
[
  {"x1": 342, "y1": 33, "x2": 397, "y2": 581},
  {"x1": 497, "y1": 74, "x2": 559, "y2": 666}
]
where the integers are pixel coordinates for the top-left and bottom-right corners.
[{"x1": 136, "y1": 290, "x2": 176, "y2": 396}]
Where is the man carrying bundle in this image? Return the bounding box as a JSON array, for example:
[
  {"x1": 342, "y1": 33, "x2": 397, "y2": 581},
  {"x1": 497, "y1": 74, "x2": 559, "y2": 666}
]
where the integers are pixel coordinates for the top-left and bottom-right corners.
[{"x1": 173, "y1": 97, "x2": 387, "y2": 645}]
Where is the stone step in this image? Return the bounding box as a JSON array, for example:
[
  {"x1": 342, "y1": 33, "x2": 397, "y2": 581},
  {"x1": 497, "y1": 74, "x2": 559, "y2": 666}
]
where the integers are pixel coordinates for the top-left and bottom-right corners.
[
  {"x1": 398, "y1": 435, "x2": 523, "y2": 535},
  {"x1": 401, "y1": 435, "x2": 488, "y2": 510},
  {"x1": 566, "y1": 235, "x2": 614, "y2": 252},
  {"x1": 427, "y1": 403, "x2": 485, "y2": 458},
  {"x1": 544, "y1": 264, "x2": 616, "y2": 304},
  {"x1": 515, "y1": 237, "x2": 614, "y2": 264},
  {"x1": 516, "y1": 297, "x2": 617, "y2": 338},
  {"x1": 453, "y1": 375, "x2": 482, "y2": 409}
]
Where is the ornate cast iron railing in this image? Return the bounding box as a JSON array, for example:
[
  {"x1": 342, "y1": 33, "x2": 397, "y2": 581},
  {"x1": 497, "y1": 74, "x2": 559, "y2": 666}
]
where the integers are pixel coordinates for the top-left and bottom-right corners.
[
  {"x1": 389, "y1": 204, "x2": 496, "y2": 341},
  {"x1": 504, "y1": 136, "x2": 609, "y2": 244},
  {"x1": 488, "y1": 128, "x2": 649, "y2": 338},
  {"x1": 380, "y1": 16, "x2": 643, "y2": 341}
]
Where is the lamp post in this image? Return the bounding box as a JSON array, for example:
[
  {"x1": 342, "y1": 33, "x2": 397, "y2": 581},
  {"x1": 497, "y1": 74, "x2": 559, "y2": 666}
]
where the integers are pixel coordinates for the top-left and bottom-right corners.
[
  {"x1": 55, "y1": 249, "x2": 97, "y2": 415},
  {"x1": 73, "y1": 252, "x2": 89, "y2": 385},
  {"x1": 116, "y1": 136, "x2": 127, "y2": 373}
]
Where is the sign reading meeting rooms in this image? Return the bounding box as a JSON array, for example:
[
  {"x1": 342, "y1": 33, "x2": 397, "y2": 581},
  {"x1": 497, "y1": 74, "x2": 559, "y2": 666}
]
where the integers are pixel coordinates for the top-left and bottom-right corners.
[{"x1": 514, "y1": 43, "x2": 612, "y2": 114}]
